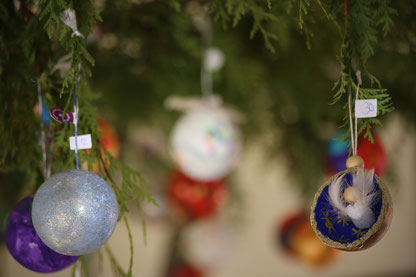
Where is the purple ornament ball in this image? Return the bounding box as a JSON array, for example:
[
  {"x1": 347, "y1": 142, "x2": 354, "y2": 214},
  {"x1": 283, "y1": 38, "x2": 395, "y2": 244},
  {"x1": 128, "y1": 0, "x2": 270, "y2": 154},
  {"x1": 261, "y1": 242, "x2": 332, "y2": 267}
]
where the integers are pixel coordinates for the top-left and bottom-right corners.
[{"x1": 5, "y1": 197, "x2": 79, "y2": 273}]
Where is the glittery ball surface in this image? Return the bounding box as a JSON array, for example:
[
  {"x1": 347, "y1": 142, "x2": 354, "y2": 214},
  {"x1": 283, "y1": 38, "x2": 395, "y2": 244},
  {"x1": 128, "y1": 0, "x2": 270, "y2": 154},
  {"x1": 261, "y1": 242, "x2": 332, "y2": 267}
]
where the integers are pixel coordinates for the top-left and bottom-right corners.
[
  {"x1": 6, "y1": 197, "x2": 78, "y2": 273},
  {"x1": 32, "y1": 169, "x2": 119, "y2": 256}
]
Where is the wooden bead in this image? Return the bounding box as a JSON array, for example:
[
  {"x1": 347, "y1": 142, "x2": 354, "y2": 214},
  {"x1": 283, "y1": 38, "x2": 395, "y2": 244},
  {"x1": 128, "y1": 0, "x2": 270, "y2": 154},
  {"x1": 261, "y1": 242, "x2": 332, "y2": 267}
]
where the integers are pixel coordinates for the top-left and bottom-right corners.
[
  {"x1": 346, "y1": 155, "x2": 364, "y2": 169},
  {"x1": 343, "y1": 187, "x2": 357, "y2": 204}
]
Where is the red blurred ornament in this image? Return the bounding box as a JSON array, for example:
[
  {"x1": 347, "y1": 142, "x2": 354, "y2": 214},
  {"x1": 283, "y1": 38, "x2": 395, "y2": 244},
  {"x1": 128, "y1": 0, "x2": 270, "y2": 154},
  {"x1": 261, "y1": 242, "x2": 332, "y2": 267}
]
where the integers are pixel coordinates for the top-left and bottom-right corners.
[
  {"x1": 326, "y1": 134, "x2": 387, "y2": 177},
  {"x1": 357, "y1": 135, "x2": 387, "y2": 176},
  {"x1": 97, "y1": 119, "x2": 121, "y2": 158},
  {"x1": 169, "y1": 264, "x2": 204, "y2": 277},
  {"x1": 167, "y1": 171, "x2": 227, "y2": 220},
  {"x1": 279, "y1": 211, "x2": 338, "y2": 267}
]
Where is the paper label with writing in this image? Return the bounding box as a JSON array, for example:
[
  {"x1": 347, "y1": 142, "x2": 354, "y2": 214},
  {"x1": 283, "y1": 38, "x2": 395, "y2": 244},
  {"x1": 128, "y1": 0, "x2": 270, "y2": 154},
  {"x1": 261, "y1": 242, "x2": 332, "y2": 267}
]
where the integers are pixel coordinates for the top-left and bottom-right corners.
[
  {"x1": 355, "y1": 99, "x2": 377, "y2": 118},
  {"x1": 69, "y1": 134, "x2": 92, "y2": 150}
]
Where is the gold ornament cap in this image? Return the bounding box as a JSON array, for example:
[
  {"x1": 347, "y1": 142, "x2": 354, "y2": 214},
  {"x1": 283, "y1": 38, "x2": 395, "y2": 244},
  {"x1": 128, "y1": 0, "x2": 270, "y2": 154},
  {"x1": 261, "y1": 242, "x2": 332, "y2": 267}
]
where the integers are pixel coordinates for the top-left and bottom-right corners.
[{"x1": 346, "y1": 155, "x2": 364, "y2": 169}]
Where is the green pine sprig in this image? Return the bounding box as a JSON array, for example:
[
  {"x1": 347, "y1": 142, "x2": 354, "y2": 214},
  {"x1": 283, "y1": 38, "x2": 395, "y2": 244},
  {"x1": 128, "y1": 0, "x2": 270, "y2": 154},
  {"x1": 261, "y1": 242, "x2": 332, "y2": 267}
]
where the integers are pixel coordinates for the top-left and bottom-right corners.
[
  {"x1": 38, "y1": 0, "x2": 99, "y2": 99},
  {"x1": 211, "y1": 0, "x2": 280, "y2": 52},
  {"x1": 329, "y1": 0, "x2": 396, "y2": 143}
]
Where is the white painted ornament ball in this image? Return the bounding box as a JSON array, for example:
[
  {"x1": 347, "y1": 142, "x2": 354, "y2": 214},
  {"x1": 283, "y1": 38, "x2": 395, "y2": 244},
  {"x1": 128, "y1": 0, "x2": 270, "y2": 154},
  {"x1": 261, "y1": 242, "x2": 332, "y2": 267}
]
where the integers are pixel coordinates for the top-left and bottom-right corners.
[
  {"x1": 171, "y1": 108, "x2": 240, "y2": 181},
  {"x1": 32, "y1": 169, "x2": 119, "y2": 256}
]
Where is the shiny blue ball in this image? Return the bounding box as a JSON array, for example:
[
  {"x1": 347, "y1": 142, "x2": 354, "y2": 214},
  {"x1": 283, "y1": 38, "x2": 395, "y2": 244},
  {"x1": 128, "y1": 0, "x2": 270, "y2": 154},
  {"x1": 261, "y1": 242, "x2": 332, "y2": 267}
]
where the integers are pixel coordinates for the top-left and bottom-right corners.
[{"x1": 32, "y1": 169, "x2": 119, "y2": 256}]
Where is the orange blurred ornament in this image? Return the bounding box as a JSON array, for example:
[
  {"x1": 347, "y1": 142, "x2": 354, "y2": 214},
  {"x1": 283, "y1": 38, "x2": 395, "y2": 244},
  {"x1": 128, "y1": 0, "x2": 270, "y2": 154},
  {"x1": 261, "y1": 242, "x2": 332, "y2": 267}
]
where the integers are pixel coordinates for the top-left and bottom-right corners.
[
  {"x1": 97, "y1": 119, "x2": 121, "y2": 158},
  {"x1": 167, "y1": 171, "x2": 227, "y2": 220},
  {"x1": 279, "y1": 211, "x2": 338, "y2": 267},
  {"x1": 84, "y1": 119, "x2": 121, "y2": 173}
]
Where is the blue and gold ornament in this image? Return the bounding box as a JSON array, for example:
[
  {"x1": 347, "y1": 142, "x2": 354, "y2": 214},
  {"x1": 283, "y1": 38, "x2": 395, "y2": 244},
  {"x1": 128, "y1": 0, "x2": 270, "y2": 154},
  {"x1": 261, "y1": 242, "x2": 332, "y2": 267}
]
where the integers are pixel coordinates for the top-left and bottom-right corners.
[{"x1": 311, "y1": 156, "x2": 392, "y2": 251}]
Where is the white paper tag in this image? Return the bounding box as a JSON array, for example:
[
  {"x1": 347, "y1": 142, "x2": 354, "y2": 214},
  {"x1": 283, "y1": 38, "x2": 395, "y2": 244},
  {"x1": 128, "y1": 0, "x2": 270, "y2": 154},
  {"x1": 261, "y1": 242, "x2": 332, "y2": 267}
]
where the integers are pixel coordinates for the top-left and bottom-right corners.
[
  {"x1": 69, "y1": 134, "x2": 92, "y2": 150},
  {"x1": 355, "y1": 99, "x2": 377, "y2": 118}
]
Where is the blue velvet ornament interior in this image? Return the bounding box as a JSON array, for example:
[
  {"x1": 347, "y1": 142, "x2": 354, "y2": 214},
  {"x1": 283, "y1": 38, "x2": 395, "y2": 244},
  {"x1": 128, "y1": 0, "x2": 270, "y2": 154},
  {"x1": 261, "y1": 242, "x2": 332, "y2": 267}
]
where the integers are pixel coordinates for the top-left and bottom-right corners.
[{"x1": 313, "y1": 173, "x2": 383, "y2": 244}]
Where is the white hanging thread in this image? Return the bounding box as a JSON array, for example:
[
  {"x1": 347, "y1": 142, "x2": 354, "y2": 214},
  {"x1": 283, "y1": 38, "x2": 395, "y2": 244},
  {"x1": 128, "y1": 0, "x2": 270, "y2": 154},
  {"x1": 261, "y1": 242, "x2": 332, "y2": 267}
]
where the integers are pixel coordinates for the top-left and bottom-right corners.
[
  {"x1": 329, "y1": 70, "x2": 377, "y2": 229},
  {"x1": 348, "y1": 70, "x2": 362, "y2": 156},
  {"x1": 47, "y1": 134, "x2": 53, "y2": 178},
  {"x1": 199, "y1": 15, "x2": 213, "y2": 97},
  {"x1": 60, "y1": 9, "x2": 84, "y2": 38},
  {"x1": 75, "y1": 260, "x2": 81, "y2": 277},
  {"x1": 73, "y1": 77, "x2": 81, "y2": 169},
  {"x1": 195, "y1": 12, "x2": 224, "y2": 98}
]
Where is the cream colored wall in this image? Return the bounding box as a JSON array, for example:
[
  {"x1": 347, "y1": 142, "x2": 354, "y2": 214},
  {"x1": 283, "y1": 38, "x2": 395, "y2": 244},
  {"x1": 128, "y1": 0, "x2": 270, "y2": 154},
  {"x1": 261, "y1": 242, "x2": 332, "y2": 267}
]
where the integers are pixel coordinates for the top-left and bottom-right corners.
[{"x1": 1, "y1": 115, "x2": 415, "y2": 277}]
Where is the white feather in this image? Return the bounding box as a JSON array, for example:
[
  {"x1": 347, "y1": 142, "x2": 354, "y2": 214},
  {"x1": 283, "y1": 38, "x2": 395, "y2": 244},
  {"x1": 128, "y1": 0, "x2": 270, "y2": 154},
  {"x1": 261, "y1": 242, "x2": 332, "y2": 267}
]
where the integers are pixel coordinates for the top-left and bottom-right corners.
[
  {"x1": 328, "y1": 173, "x2": 348, "y2": 218},
  {"x1": 352, "y1": 167, "x2": 377, "y2": 208},
  {"x1": 347, "y1": 168, "x2": 377, "y2": 228},
  {"x1": 328, "y1": 168, "x2": 377, "y2": 229}
]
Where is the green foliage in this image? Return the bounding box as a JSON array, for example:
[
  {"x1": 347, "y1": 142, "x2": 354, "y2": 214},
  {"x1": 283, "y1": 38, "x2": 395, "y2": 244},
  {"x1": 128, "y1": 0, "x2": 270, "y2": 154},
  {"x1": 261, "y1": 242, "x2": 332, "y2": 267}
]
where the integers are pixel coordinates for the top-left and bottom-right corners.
[
  {"x1": 39, "y1": 0, "x2": 100, "y2": 98},
  {"x1": 105, "y1": 245, "x2": 127, "y2": 277},
  {"x1": 298, "y1": 0, "x2": 310, "y2": 31},
  {"x1": 374, "y1": 0, "x2": 397, "y2": 37},
  {"x1": 88, "y1": 0, "x2": 410, "y2": 201},
  {"x1": 101, "y1": 217, "x2": 134, "y2": 277},
  {"x1": 329, "y1": 0, "x2": 396, "y2": 143},
  {"x1": 211, "y1": 0, "x2": 280, "y2": 52},
  {"x1": 1, "y1": 1, "x2": 154, "y2": 276}
]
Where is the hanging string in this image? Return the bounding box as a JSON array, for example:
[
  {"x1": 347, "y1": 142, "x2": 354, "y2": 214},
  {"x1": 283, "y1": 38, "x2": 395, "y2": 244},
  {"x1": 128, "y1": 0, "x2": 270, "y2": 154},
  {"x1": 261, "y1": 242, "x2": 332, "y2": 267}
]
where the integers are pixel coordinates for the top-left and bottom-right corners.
[
  {"x1": 37, "y1": 78, "x2": 48, "y2": 179},
  {"x1": 75, "y1": 260, "x2": 81, "y2": 277},
  {"x1": 201, "y1": 52, "x2": 213, "y2": 96},
  {"x1": 47, "y1": 134, "x2": 54, "y2": 178},
  {"x1": 348, "y1": 93, "x2": 355, "y2": 155},
  {"x1": 73, "y1": 77, "x2": 81, "y2": 169},
  {"x1": 347, "y1": 70, "x2": 362, "y2": 156},
  {"x1": 354, "y1": 70, "x2": 362, "y2": 155},
  {"x1": 197, "y1": 13, "x2": 213, "y2": 97}
]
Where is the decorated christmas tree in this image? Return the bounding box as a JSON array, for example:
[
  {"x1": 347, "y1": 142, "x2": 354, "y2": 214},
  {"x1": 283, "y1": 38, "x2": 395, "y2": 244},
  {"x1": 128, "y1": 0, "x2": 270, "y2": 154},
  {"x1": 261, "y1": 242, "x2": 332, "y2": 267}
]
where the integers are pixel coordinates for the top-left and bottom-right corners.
[{"x1": 1, "y1": 0, "x2": 416, "y2": 276}]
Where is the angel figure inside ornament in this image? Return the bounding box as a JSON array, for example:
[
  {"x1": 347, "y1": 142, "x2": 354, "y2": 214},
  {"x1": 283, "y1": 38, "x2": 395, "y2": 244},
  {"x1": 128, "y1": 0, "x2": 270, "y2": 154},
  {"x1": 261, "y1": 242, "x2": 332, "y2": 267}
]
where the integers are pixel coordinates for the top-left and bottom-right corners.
[{"x1": 311, "y1": 155, "x2": 392, "y2": 251}]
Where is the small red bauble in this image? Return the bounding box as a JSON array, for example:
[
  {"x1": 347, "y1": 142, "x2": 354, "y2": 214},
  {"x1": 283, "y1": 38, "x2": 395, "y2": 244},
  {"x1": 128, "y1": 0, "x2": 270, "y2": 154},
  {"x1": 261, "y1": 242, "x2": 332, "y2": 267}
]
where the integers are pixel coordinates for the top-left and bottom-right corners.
[
  {"x1": 357, "y1": 135, "x2": 387, "y2": 176},
  {"x1": 169, "y1": 263, "x2": 204, "y2": 277},
  {"x1": 167, "y1": 171, "x2": 227, "y2": 220},
  {"x1": 326, "y1": 134, "x2": 387, "y2": 177}
]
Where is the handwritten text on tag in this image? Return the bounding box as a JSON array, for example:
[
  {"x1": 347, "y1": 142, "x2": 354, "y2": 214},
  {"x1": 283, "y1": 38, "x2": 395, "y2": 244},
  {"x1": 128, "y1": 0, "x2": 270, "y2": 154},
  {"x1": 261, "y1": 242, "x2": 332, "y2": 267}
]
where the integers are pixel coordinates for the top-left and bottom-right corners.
[
  {"x1": 355, "y1": 99, "x2": 377, "y2": 118},
  {"x1": 69, "y1": 134, "x2": 92, "y2": 150}
]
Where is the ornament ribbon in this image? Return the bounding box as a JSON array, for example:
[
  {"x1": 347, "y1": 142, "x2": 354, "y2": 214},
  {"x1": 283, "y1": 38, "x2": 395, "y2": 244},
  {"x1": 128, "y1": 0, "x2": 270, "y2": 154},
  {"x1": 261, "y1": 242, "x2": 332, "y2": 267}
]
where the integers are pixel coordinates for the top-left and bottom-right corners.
[
  {"x1": 36, "y1": 79, "x2": 53, "y2": 179},
  {"x1": 73, "y1": 77, "x2": 81, "y2": 169},
  {"x1": 59, "y1": 9, "x2": 84, "y2": 38},
  {"x1": 37, "y1": 79, "x2": 48, "y2": 179}
]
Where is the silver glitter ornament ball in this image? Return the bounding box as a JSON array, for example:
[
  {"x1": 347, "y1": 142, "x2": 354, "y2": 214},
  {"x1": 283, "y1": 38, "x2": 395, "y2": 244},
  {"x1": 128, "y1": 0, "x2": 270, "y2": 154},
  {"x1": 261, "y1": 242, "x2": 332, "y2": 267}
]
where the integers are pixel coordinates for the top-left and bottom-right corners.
[{"x1": 32, "y1": 169, "x2": 119, "y2": 256}]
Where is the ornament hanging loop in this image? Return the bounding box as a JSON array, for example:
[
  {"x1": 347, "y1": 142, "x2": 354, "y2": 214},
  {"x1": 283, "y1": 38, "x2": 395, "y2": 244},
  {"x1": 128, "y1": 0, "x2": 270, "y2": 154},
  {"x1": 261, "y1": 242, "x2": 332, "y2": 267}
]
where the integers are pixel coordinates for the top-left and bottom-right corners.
[{"x1": 348, "y1": 70, "x2": 362, "y2": 160}]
